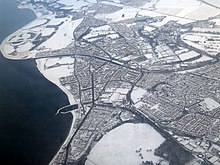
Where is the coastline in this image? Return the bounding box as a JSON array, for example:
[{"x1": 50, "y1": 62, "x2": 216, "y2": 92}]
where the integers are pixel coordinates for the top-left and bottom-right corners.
[
  {"x1": 0, "y1": 1, "x2": 78, "y2": 105},
  {"x1": 0, "y1": 2, "x2": 39, "y2": 59},
  {"x1": 35, "y1": 59, "x2": 78, "y2": 105},
  {"x1": 0, "y1": 1, "x2": 79, "y2": 163},
  {"x1": 36, "y1": 57, "x2": 79, "y2": 164},
  {"x1": 49, "y1": 110, "x2": 77, "y2": 165}
]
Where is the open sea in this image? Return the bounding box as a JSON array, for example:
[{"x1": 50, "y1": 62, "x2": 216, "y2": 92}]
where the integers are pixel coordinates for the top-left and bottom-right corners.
[{"x1": 0, "y1": 0, "x2": 72, "y2": 164}]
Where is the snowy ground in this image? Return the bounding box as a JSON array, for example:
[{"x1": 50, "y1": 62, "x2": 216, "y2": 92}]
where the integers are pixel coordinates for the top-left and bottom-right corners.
[
  {"x1": 86, "y1": 123, "x2": 165, "y2": 165},
  {"x1": 100, "y1": 1, "x2": 124, "y2": 7},
  {"x1": 189, "y1": 56, "x2": 213, "y2": 64},
  {"x1": 181, "y1": 33, "x2": 220, "y2": 56},
  {"x1": 204, "y1": 0, "x2": 220, "y2": 8},
  {"x1": 23, "y1": 18, "x2": 48, "y2": 29},
  {"x1": 1, "y1": 14, "x2": 83, "y2": 59},
  {"x1": 57, "y1": 0, "x2": 97, "y2": 11},
  {"x1": 178, "y1": 51, "x2": 200, "y2": 61},
  {"x1": 201, "y1": 98, "x2": 220, "y2": 111},
  {"x1": 83, "y1": 25, "x2": 119, "y2": 42},
  {"x1": 39, "y1": 17, "x2": 83, "y2": 50},
  {"x1": 95, "y1": 7, "x2": 140, "y2": 22},
  {"x1": 131, "y1": 87, "x2": 147, "y2": 103},
  {"x1": 36, "y1": 58, "x2": 78, "y2": 104}
]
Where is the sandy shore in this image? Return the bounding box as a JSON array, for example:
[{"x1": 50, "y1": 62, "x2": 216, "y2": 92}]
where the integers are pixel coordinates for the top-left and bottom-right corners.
[
  {"x1": 36, "y1": 58, "x2": 78, "y2": 105},
  {"x1": 0, "y1": 2, "x2": 80, "y2": 164},
  {"x1": 36, "y1": 58, "x2": 80, "y2": 164},
  {"x1": 49, "y1": 110, "x2": 77, "y2": 165},
  {"x1": 0, "y1": 3, "x2": 41, "y2": 60}
]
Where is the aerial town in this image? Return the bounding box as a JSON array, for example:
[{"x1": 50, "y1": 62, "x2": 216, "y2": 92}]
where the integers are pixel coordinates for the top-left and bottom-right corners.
[{"x1": 1, "y1": 0, "x2": 220, "y2": 164}]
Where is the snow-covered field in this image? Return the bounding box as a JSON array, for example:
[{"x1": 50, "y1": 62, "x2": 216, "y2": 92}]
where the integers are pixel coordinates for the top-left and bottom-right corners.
[
  {"x1": 138, "y1": 10, "x2": 161, "y2": 18},
  {"x1": 36, "y1": 58, "x2": 78, "y2": 104},
  {"x1": 144, "y1": 25, "x2": 156, "y2": 32},
  {"x1": 178, "y1": 51, "x2": 200, "y2": 61},
  {"x1": 140, "y1": 0, "x2": 220, "y2": 24},
  {"x1": 204, "y1": 0, "x2": 220, "y2": 7},
  {"x1": 83, "y1": 25, "x2": 119, "y2": 41},
  {"x1": 95, "y1": 7, "x2": 140, "y2": 22},
  {"x1": 100, "y1": 1, "x2": 124, "y2": 7},
  {"x1": 23, "y1": 18, "x2": 48, "y2": 29},
  {"x1": 86, "y1": 123, "x2": 165, "y2": 165},
  {"x1": 131, "y1": 87, "x2": 147, "y2": 103},
  {"x1": 16, "y1": 41, "x2": 33, "y2": 53},
  {"x1": 211, "y1": 19, "x2": 220, "y2": 26},
  {"x1": 201, "y1": 98, "x2": 220, "y2": 111},
  {"x1": 57, "y1": 0, "x2": 97, "y2": 11},
  {"x1": 189, "y1": 55, "x2": 213, "y2": 64},
  {"x1": 57, "y1": 0, "x2": 97, "y2": 6},
  {"x1": 192, "y1": 27, "x2": 220, "y2": 33},
  {"x1": 0, "y1": 11, "x2": 84, "y2": 58},
  {"x1": 182, "y1": 33, "x2": 220, "y2": 56},
  {"x1": 156, "y1": 0, "x2": 200, "y2": 8},
  {"x1": 39, "y1": 17, "x2": 83, "y2": 50},
  {"x1": 46, "y1": 16, "x2": 66, "y2": 26},
  {"x1": 45, "y1": 56, "x2": 75, "y2": 68},
  {"x1": 185, "y1": 3, "x2": 220, "y2": 20}
]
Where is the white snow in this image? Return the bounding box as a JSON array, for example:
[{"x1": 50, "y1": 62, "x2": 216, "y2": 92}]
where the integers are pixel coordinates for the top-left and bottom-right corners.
[
  {"x1": 86, "y1": 123, "x2": 165, "y2": 165},
  {"x1": 178, "y1": 51, "x2": 200, "y2": 61},
  {"x1": 176, "y1": 7, "x2": 198, "y2": 18},
  {"x1": 151, "y1": 16, "x2": 179, "y2": 27},
  {"x1": 45, "y1": 56, "x2": 75, "y2": 68},
  {"x1": 192, "y1": 27, "x2": 220, "y2": 33},
  {"x1": 204, "y1": 0, "x2": 220, "y2": 7},
  {"x1": 201, "y1": 98, "x2": 220, "y2": 111},
  {"x1": 47, "y1": 17, "x2": 66, "y2": 26},
  {"x1": 116, "y1": 88, "x2": 129, "y2": 95},
  {"x1": 39, "y1": 18, "x2": 83, "y2": 50},
  {"x1": 155, "y1": 0, "x2": 200, "y2": 8},
  {"x1": 41, "y1": 27, "x2": 55, "y2": 36},
  {"x1": 107, "y1": 33, "x2": 119, "y2": 39},
  {"x1": 137, "y1": 9, "x2": 161, "y2": 18},
  {"x1": 181, "y1": 33, "x2": 220, "y2": 55},
  {"x1": 39, "y1": 61, "x2": 73, "y2": 79},
  {"x1": 141, "y1": 0, "x2": 220, "y2": 23},
  {"x1": 36, "y1": 58, "x2": 77, "y2": 104},
  {"x1": 16, "y1": 41, "x2": 33, "y2": 53},
  {"x1": 3, "y1": 44, "x2": 14, "y2": 54},
  {"x1": 142, "y1": 0, "x2": 158, "y2": 9},
  {"x1": 111, "y1": 0, "x2": 120, "y2": 3},
  {"x1": 57, "y1": 0, "x2": 82, "y2": 6},
  {"x1": 183, "y1": 34, "x2": 205, "y2": 42},
  {"x1": 101, "y1": 1, "x2": 124, "y2": 7},
  {"x1": 134, "y1": 101, "x2": 145, "y2": 109},
  {"x1": 30, "y1": 27, "x2": 42, "y2": 33},
  {"x1": 177, "y1": 19, "x2": 195, "y2": 25},
  {"x1": 144, "y1": 25, "x2": 155, "y2": 32},
  {"x1": 185, "y1": 3, "x2": 220, "y2": 20},
  {"x1": 22, "y1": 18, "x2": 48, "y2": 30},
  {"x1": 190, "y1": 56, "x2": 213, "y2": 64},
  {"x1": 131, "y1": 87, "x2": 147, "y2": 103},
  {"x1": 95, "y1": 7, "x2": 140, "y2": 22},
  {"x1": 109, "y1": 92, "x2": 120, "y2": 102},
  {"x1": 87, "y1": 0, "x2": 97, "y2": 3},
  {"x1": 211, "y1": 19, "x2": 220, "y2": 26},
  {"x1": 83, "y1": 25, "x2": 118, "y2": 41},
  {"x1": 57, "y1": 0, "x2": 96, "y2": 11}
]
